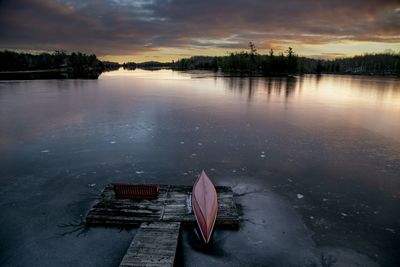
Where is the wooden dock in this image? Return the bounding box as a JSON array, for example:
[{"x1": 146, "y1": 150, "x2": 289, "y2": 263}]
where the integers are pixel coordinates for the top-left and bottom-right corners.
[
  {"x1": 119, "y1": 222, "x2": 181, "y2": 267},
  {"x1": 85, "y1": 184, "x2": 239, "y2": 228},
  {"x1": 85, "y1": 184, "x2": 239, "y2": 266}
]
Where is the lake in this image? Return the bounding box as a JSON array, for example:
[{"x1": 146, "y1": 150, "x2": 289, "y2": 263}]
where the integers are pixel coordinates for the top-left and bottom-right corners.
[{"x1": 0, "y1": 68, "x2": 399, "y2": 266}]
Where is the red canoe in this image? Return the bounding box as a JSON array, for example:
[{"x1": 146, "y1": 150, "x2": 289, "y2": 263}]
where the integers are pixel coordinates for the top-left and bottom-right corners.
[{"x1": 192, "y1": 170, "x2": 218, "y2": 244}]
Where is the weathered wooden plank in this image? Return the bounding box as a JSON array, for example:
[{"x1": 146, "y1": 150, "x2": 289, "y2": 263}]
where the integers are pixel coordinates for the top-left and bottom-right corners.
[{"x1": 119, "y1": 222, "x2": 181, "y2": 267}]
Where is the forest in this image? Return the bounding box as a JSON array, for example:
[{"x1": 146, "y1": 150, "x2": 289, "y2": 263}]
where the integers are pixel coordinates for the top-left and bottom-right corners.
[
  {"x1": 172, "y1": 43, "x2": 400, "y2": 76},
  {"x1": 0, "y1": 50, "x2": 105, "y2": 79}
]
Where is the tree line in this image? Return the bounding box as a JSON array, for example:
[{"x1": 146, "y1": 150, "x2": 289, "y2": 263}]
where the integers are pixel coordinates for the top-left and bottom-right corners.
[
  {"x1": 172, "y1": 43, "x2": 400, "y2": 76},
  {"x1": 300, "y1": 53, "x2": 400, "y2": 75},
  {"x1": 173, "y1": 43, "x2": 298, "y2": 76},
  {"x1": 2, "y1": 47, "x2": 399, "y2": 78},
  {"x1": 0, "y1": 50, "x2": 104, "y2": 72}
]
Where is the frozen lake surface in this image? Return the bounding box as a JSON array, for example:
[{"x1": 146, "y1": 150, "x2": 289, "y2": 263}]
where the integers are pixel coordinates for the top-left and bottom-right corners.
[{"x1": 0, "y1": 69, "x2": 399, "y2": 266}]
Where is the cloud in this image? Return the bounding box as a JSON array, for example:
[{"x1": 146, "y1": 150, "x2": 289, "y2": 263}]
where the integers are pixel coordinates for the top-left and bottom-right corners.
[{"x1": 0, "y1": 0, "x2": 399, "y2": 60}]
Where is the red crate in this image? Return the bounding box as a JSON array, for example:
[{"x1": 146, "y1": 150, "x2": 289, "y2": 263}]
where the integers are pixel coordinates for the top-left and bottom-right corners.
[{"x1": 112, "y1": 184, "x2": 160, "y2": 199}]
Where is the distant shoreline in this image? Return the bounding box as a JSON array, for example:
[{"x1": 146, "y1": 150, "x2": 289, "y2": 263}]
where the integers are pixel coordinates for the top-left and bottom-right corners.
[
  {"x1": 2, "y1": 50, "x2": 399, "y2": 80},
  {"x1": 0, "y1": 69, "x2": 66, "y2": 74},
  {"x1": 0, "y1": 50, "x2": 107, "y2": 80},
  {"x1": 1, "y1": 67, "x2": 399, "y2": 81},
  {"x1": 0, "y1": 68, "x2": 102, "y2": 80}
]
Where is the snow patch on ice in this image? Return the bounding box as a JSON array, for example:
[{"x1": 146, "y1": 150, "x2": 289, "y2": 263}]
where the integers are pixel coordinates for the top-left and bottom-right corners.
[
  {"x1": 186, "y1": 194, "x2": 192, "y2": 214},
  {"x1": 385, "y1": 228, "x2": 396, "y2": 234}
]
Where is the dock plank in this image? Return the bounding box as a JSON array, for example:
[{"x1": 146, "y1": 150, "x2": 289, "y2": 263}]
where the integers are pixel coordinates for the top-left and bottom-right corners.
[{"x1": 119, "y1": 222, "x2": 181, "y2": 267}]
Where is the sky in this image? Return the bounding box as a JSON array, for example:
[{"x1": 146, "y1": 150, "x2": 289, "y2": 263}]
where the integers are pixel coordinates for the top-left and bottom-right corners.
[{"x1": 0, "y1": 0, "x2": 399, "y2": 63}]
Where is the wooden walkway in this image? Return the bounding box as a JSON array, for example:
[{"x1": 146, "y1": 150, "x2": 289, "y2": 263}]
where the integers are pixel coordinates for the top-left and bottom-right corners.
[
  {"x1": 85, "y1": 184, "x2": 239, "y2": 228},
  {"x1": 119, "y1": 222, "x2": 181, "y2": 267},
  {"x1": 85, "y1": 184, "x2": 239, "y2": 266}
]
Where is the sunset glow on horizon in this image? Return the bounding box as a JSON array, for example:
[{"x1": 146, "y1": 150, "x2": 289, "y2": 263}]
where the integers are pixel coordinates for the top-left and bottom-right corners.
[{"x1": 98, "y1": 42, "x2": 400, "y2": 63}]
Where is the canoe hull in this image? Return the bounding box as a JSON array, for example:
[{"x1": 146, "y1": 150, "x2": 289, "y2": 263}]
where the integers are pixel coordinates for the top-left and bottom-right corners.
[{"x1": 192, "y1": 171, "x2": 218, "y2": 244}]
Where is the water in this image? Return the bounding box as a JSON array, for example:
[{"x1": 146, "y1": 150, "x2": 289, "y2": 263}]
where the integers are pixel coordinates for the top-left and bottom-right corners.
[{"x1": 0, "y1": 69, "x2": 399, "y2": 266}]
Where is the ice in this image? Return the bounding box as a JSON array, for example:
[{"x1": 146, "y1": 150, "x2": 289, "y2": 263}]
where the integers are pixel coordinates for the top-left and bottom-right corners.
[
  {"x1": 253, "y1": 241, "x2": 264, "y2": 246},
  {"x1": 1, "y1": 68, "x2": 398, "y2": 267},
  {"x1": 186, "y1": 194, "x2": 192, "y2": 214},
  {"x1": 385, "y1": 228, "x2": 396, "y2": 234}
]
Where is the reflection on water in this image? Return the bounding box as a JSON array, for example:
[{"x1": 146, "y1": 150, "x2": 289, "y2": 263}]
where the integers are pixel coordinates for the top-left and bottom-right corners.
[
  {"x1": 203, "y1": 71, "x2": 400, "y2": 142},
  {"x1": 208, "y1": 71, "x2": 400, "y2": 110},
  {"x1": 222, "y1": 76, "x2": 298, "y2": 101},
  {"x1": 0, "y1": 68, "x2": 400, "y2": 266},
  {"x1": 219, "y1": 73, "x2": 400, "y2": 106}
]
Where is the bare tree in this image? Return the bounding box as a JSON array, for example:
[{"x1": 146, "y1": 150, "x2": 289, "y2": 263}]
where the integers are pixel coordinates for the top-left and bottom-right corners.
[{"x1": 249, "y1": 42, "x2": 257, "y2": 54}]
